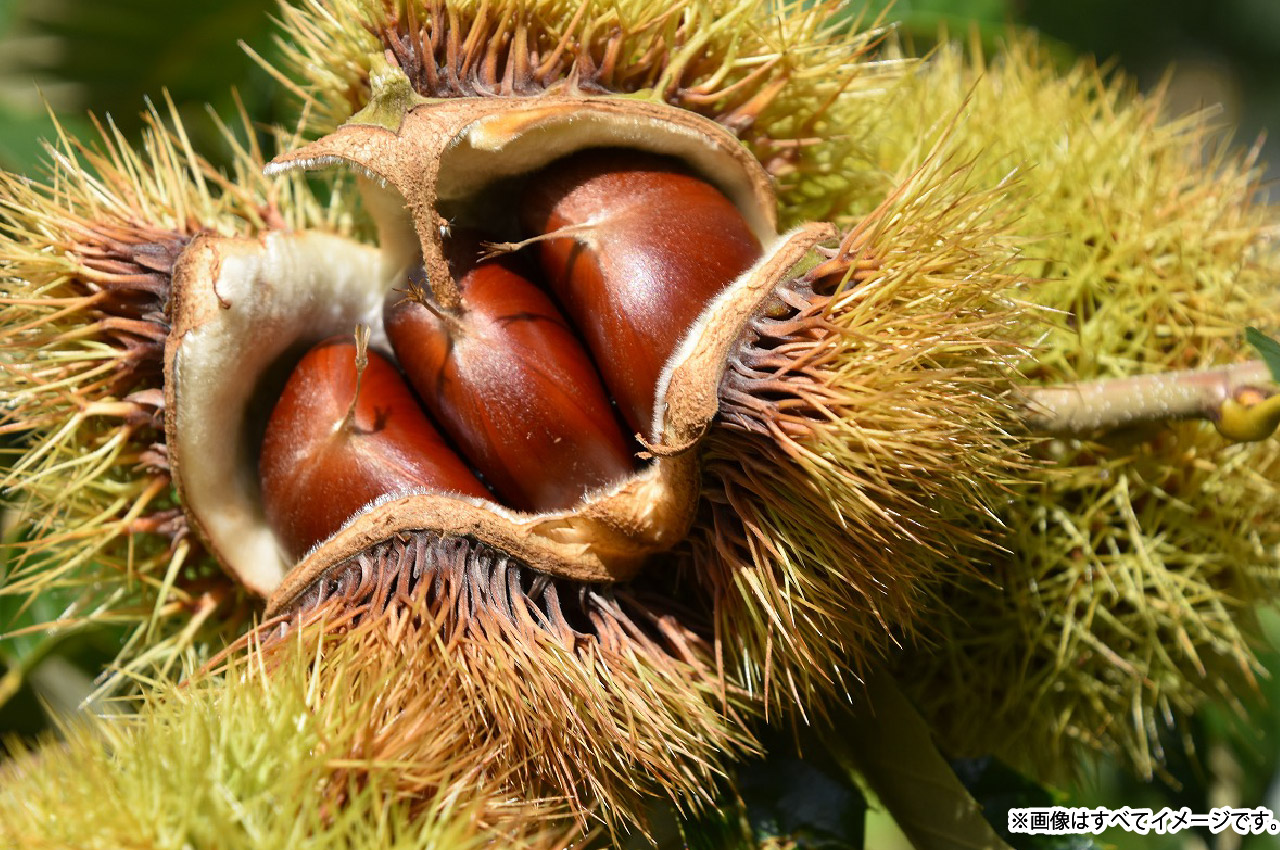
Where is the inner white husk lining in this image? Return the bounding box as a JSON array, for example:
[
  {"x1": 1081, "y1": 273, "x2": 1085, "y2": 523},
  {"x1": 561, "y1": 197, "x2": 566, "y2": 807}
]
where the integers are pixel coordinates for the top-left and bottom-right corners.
[{"x1": 171, "y1": 232, "x2": 391, "y2": 594}]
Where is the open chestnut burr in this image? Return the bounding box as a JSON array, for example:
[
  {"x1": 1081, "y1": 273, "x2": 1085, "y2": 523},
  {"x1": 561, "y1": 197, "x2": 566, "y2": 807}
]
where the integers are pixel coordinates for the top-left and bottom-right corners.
[
  {"x1": 154, "y1": 58, "x2": 1026, "y2": 821},
  {"x1": 251, "y1": 143, "x2": 767, "y2": 571},
  {"x1": 166, "y1": 92, "x2": 793, "y2": 598},
  {"x1": 158, "y1": 94, "x2": 817, "y2": 816}
]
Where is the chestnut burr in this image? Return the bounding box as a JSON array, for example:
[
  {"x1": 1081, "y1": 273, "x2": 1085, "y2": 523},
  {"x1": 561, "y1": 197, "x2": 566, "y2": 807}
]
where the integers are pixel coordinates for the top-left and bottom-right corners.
[{"x1": 259, "y1": 335, "x2": 488, "y2": 560}]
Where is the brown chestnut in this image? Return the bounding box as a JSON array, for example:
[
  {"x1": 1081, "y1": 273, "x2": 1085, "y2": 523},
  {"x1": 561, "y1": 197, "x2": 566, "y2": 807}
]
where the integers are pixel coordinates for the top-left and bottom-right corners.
[
  {"x1": 384, "y1": 239, "x2": 635, "y2": 513},
  {"x1": 259, "y1": 332, "x2": 488, "y2": 560},
  {"x1": 520, "y1": 149, "x2": 762, "y2": 435}
]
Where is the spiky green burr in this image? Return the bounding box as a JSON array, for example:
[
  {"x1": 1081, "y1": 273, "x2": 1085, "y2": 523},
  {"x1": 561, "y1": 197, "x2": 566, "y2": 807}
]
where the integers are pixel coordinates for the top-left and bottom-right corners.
[{"x1": 875, "y1": 39, "x2": 1280, "y2": 779}]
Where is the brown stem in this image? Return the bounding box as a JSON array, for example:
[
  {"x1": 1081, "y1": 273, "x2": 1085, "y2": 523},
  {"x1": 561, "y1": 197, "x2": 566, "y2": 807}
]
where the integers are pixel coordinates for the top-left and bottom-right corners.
[
  {"x1": 400, "y1": 280, "x2": 467, "y2": 336},
  {"x1": 479, "y1": 223, "x2": 598, "y2": 260},
  {"x1": 339, "y1": 325, "x2": 372, "y2": 435},
  {"x1": 1021, "y1": 359, "x2": 1280, "y2": 441},
  {"x1": 425, "y1": 250, "x2": 465, "y2": 313}
]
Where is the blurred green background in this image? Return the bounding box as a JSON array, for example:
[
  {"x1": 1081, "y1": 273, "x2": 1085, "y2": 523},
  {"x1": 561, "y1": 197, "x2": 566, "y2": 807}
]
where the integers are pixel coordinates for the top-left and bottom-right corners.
[{"x1": 1, "y1": 1, "x2": 1279, "y2": 848}]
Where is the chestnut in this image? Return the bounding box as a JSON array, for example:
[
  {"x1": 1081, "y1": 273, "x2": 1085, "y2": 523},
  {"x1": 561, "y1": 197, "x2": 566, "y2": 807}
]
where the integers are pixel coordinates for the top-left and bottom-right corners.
[
  {"x1": 259, "y1": 333, "x2": 488, "y2": 560},
  {"x1": 384, "y1": 238, "x2": 636, "y2": 513},
  {"x1": 520, "y1": 148, "x2": 763, "y2": 435}
]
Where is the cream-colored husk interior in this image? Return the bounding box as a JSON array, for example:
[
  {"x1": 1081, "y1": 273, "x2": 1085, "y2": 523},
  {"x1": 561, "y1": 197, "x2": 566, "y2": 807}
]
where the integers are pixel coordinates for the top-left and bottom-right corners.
[
  {"x1": 167, "y1": 232, "x2": 392, "y2": 596},
  {"x1": 441, "y1": 105, "x2": 777, "y2": 241}
]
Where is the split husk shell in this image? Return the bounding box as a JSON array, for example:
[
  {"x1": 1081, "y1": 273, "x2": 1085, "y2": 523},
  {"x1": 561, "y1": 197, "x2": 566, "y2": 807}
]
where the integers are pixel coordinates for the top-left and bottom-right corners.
[{"x1": 168, "y1": 93, "x2": 787, "y2": 598}]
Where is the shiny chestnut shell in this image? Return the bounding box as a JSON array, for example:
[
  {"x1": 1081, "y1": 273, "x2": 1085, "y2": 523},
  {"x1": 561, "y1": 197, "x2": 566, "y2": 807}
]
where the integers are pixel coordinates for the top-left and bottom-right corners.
[
  {"x1": 521, "y1": 149, "x2": 763, "y2": 435},
  {"x1": 259, "y1": 338, "x2": 488, "y2": 559},
  {"x1": 384, "y1": 241, "x2": 635, "y2": 512}
]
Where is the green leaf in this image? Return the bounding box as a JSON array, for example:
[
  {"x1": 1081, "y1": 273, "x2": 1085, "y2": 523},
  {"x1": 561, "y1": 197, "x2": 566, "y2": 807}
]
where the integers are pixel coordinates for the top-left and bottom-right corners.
[
  {"x1": 667, "y1": 729, "x2": 867, "y2": 849},
  {"x1": 951, "y1": 759, "x2": 1102, "y2": 850},
  {"x1": 0, "y1": 0, "x2": 284, "y2": 174},
  {"x1": 821, "y1": 670, "x2": 1014, "y2": 850},
  {"x1": 1247, "y1": 327, "x2": 1280, "y2": 382},
  {"x1": 735, "y1": 752, "x2": 866, "y2": 848}
]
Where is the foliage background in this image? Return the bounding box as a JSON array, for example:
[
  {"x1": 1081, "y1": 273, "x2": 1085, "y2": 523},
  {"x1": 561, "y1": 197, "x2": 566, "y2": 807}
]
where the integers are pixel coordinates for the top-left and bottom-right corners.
[{"x1": 1, "y1": 0, "x2": 1279, "y2": 848}]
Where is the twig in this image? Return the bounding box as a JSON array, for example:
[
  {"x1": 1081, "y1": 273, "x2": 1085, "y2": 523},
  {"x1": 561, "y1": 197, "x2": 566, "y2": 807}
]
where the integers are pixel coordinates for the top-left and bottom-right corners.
[{"x1": 1020, "y1": 360, "x2": 1280, "y2": 442}]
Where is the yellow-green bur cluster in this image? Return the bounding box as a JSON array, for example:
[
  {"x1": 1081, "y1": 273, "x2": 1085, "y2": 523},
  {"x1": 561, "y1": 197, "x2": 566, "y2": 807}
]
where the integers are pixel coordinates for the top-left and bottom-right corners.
[
  {"x1": 873, "y1": 40, "x2": 1280, "y2": 778},
  {"x1": 693, "y1": 150, "x2": 1029, "y2": 715},
  {"x1": 0, "y1": 626, "x2": 569, "y2": 850}
]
